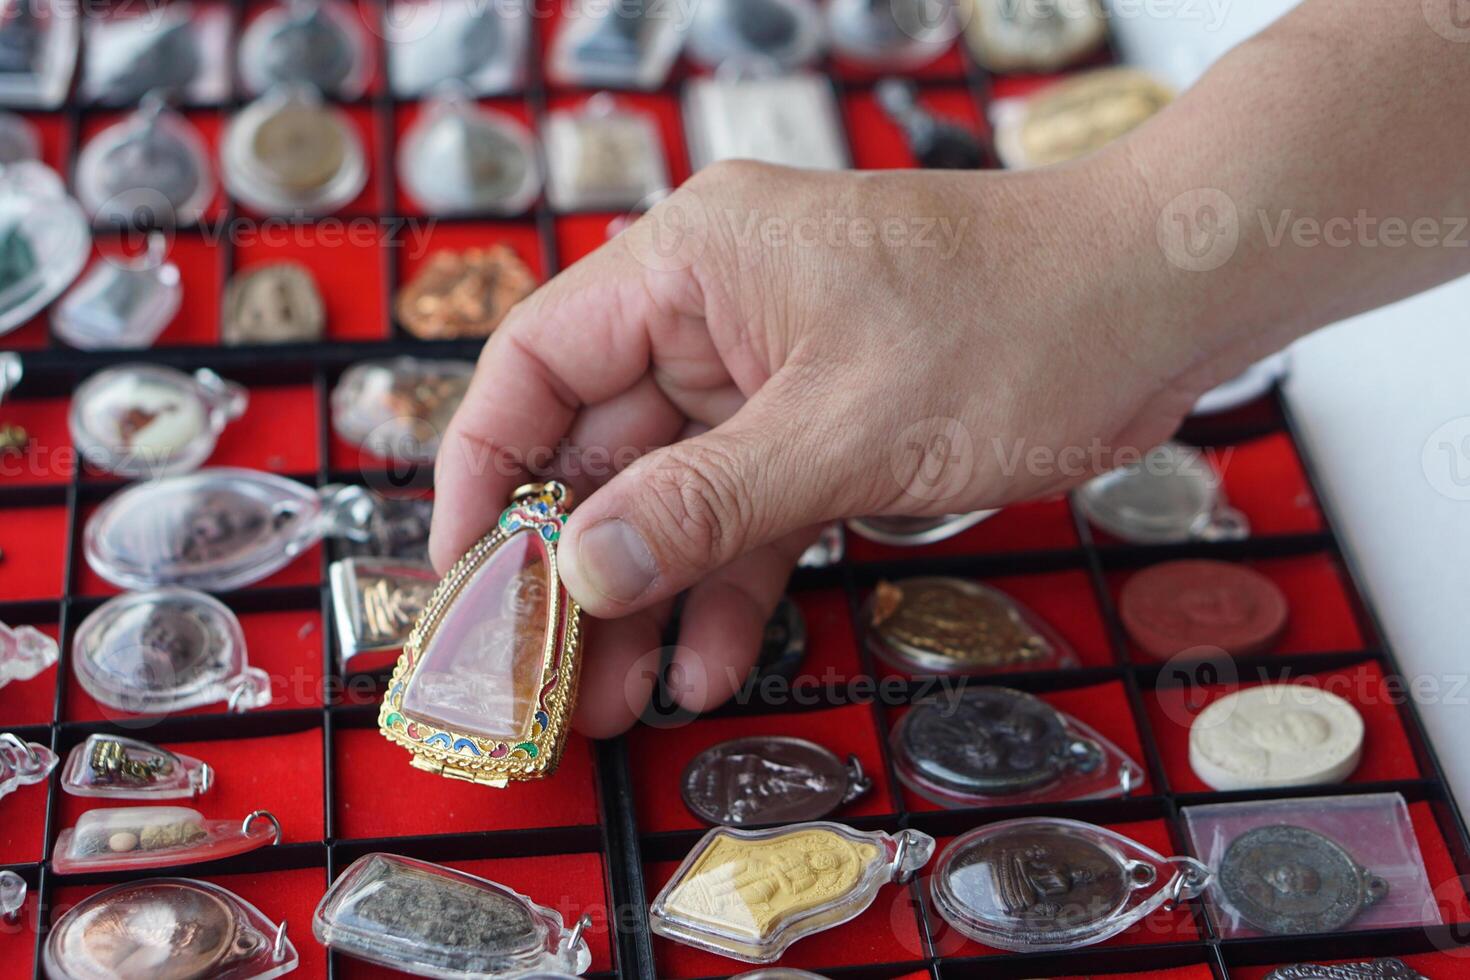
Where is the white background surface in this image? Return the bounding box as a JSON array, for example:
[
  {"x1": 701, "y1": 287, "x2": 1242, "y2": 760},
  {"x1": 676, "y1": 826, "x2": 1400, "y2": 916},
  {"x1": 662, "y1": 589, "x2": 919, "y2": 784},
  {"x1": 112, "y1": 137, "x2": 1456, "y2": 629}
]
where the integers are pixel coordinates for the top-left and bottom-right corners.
[{"x1": 1107, "y1": 0, "x2": 1470, "y2": 809}]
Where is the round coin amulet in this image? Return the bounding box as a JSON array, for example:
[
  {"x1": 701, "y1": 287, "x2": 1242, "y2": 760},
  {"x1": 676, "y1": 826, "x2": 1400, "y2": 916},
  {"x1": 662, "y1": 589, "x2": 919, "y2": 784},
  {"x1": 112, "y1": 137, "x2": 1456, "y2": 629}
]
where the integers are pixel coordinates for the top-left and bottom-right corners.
[
  {"x1": 931, "y1": 817, "x2": 1210, "y2": 951},
  {"x1": 892, "y1": 686, "x2": 1142, "y2": 806},
  {"x1": 1217, "y1": 824, "x2": 1387, "y2": 935},
  {"x1": 1189, "y1": 684, "x2": 1363, "y2": 790},
  {"x1": 1120, "y1": 559, "x2": 1288, "y2": 659},
  {"x1": 681, "y1": 736, "x2": 871, "y2": 826},
  {"x1": 45, "y1": 878, "x2": 298, "y2": 980}
]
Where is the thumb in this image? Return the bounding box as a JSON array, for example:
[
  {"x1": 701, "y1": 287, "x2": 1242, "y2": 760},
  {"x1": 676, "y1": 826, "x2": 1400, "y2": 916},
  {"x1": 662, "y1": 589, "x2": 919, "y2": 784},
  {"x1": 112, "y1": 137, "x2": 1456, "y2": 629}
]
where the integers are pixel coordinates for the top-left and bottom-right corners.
[{"x1": 559, "y1": 383, "x2": 864, "y2": 617}]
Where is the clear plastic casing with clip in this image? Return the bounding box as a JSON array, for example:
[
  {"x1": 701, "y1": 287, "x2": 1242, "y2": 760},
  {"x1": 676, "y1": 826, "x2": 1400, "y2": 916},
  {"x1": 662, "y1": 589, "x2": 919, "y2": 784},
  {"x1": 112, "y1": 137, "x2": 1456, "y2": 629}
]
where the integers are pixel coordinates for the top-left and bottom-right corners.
[
  {"x1": 931, "y1": 817, "x2": 1210, "y2": 951},
  {"x1": 685, "y1": 0, "x2": 826, "y2": 71},
  {"x1": 0, "y1": 732, "x2": 58, "y2": 801},
  {"x1": 314, "y1": 853, "x2": 593, "y2": 978},
  {"x1": 84, "y1": 468, "x2": 374, "y2": 591},
  {"x1": 51, "y1": 232, "x2": 183, "y2": 350},
  {"x1": 387, "y1": 0, "x2": 529, "y2": 97},
  {"x1": 650, "y1": 822, "x2": 934, "y2": 963},
  {"x1": 548, "y1": 0, "x2": 688, "y2": 91},
  {"x1": 238, "y1": 0, "x2": 370, "y2": 98},
  {"x1": 398, "y1": 89, "x2": 542, "y2": 217},
  {"x1": 1075, "y1": 441, "x2": 1249, "y2": 544},
  {"x1": 544, "y1": 93, "x2": 669, "y2": 212},
  {"x1": 0, "y1": 0, "x2": 79, "y2": 108},
  {"x1": 61, "y1": 733, "x2": 214, "y2": 799},
  {"x1": 0, "y1": 869, "x2": 23, "y2": 921},
  {"x1": 74, "y1": 94, "x2": 216, "y2": 225},
  {"x1": 53, "y1": 806, "x2": 282, "y2": 874},
  {"x1": 892, "y1": 687, "x2": 1143, "y2": 808},
  {"x1": 1183, "y1": 792, "x2": 1440, "y2": 938},
  {"x1": 45, "y1": 877, "x2": 298, "y2": 980},
  {"x1": 0, "y1": 161, "x2": 90, "y2": 336},
  {"x1": 70, "y1": 364, "x2": 246, "y2": 477},
  {"x1": 330, "y1": 356, "x2": 473, "y2": 464},
  {"x1": 0, "y1": 618, "x2": 58, "y2": 689},
  {"x1": 72, "y1": 588, "x2": 272, "y2": 715},
  {"x1": 682, "y1": 64, "x2": 849, "y2": 172},
  {"x1": 846, "y1": 511, "x2": 996, "y2": 547}
]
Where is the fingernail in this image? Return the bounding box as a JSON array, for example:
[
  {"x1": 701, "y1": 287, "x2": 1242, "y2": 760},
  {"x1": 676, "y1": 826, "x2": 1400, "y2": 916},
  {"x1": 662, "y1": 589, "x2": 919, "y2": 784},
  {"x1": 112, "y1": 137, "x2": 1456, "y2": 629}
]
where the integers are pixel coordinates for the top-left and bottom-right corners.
[{"x1": 574, "y1": 519, "x2": 658, "y2": 604}]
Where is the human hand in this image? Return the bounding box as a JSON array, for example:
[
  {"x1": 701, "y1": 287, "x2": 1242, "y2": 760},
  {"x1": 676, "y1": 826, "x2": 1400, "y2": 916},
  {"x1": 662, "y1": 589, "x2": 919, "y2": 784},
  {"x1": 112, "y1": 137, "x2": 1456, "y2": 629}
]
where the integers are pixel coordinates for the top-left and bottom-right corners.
[{"x1": 429, "y1": 157, "x2": 1266, "y2": 737}]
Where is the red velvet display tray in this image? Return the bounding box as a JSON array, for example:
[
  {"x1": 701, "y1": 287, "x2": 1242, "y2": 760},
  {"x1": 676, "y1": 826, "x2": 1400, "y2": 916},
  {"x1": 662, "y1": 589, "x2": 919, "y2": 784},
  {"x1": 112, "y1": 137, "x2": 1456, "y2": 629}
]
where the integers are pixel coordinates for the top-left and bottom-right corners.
[{"x1": 1, "y1": 3, "x2": 1468, "y2": 979}]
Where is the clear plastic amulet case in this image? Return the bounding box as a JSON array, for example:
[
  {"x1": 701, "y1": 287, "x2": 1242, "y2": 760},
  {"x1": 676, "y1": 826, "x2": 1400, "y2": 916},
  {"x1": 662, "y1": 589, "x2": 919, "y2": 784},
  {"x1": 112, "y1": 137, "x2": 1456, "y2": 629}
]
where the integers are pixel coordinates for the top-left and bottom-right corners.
[
  {"x1": 930, "y1": 817, "x2": 1210, "y2": 951},
  {"x1": 314, "y1": 853, "x2": 593, "y2": 978},
  {"x1": 892, "y1": 686, "x2": 1143, "y2": 807},
  {"x1": 84, "y1": 468, "x2": 375, "y2": 591},
  {"x1": 52, "y1": 806, "x2": 281, "y2": 874}
]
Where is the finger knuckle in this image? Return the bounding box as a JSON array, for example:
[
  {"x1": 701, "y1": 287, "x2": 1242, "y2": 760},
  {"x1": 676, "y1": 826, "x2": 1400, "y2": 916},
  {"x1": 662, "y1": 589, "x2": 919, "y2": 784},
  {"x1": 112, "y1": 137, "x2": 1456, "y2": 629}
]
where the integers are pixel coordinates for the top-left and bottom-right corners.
[{"x1": 642, "y1": 441, "x2": 752, "y2": 567}]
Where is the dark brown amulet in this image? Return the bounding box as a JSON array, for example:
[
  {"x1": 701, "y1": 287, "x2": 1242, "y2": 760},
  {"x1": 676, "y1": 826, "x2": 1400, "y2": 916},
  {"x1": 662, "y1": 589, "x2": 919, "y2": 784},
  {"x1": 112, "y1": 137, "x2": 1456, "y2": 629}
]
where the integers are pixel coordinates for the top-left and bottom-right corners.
[{"x1": 1119, "y1": 559, "x2": 1288, "y2": 659}]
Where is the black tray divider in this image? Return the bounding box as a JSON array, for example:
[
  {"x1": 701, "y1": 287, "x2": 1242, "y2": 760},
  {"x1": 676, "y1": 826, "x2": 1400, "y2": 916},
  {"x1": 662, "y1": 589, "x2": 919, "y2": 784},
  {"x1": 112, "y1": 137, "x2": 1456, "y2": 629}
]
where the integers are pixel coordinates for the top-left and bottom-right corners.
[{"x1": 595, "y1": 735, "x2": 656, "y2": 980}]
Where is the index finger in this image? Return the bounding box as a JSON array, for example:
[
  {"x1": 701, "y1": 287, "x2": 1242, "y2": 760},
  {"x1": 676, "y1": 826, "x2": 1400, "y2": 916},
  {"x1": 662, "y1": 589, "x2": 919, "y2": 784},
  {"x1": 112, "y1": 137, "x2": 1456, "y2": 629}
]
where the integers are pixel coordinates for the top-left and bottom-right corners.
[{"x1": 428, "y1": 230, "x2": 708, "y2": 572}]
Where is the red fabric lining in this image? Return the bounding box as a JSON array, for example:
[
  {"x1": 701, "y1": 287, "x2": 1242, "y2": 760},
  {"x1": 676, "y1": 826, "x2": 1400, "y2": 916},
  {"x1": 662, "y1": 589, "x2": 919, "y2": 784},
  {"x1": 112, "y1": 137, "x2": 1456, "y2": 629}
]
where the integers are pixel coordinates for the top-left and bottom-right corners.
[
  {"x1": 845, "y1": 498, "x2": 1079, "y2": 563},
  {"x1": 924, "y1": 818, "x2": 1199, "y2": 958},
  {"x1": 232, "y1": 224, "x2": 390, "y2": 342},
  {"x1": 65, "y1": 608, "x2": 326, "y2": 721},
  {"x1": 24, "y1": 111, "x2": 68, "y2": 171},
  {"x1": 843, "y1": 86, "x2": 986, "y2": 170},
  {"x1": 208, "y1": 383, "x2": 321, "y2": 473},
  {"x1": 154, "y1": 233, "x2": 224, "y2": 346},
  {"x1": 628, "y1": 702, "x2": 897, "y2": 835},
  {"x1": 554, "y1": 213, "x2": 620, "y2": 269},
  {"x1": 54, "y1": 867, "x2": 330, "y2": 979},
  {"x1": 1107, "y1": 553, "x2": 1366, "y2": 658},
  {"x1": 0, "y1": 621, "x2": 58, "y2": 726},
  {"x1": 0, "y1": 761, "x2": 47, "y2": 863},
  {"x1": 648, "y1": 855, "x2": 929, "y2": 976},
  {"x1": 0, "y1": 315, "x2": 48, "y2": 350},
  {"x1": 332, "y1": 727, "x2": 601, "y2": 838},
  {"x1": 1144, "y1": 661, "x2": 1420, "y2": 793},
  {"x1": 0, "y1": 507, "x2": 67, "y2": 601},
  {"x1": 1409, "y1": 800, "x2": 1470, "y2": 924},
  {"x1": 333, "y1": 853, "x2": 615, "y2": 978},
  {"x1": 1055, "y1": 967, "x2": 1216, "y2": 980},
  {"x1": 1216, "y1": 433, "x2": 1324, "y2": 536},
  {"x1": 894, "y1": 679, "x2": 1153, "y2": 813},
  {"x1": 0, "y1": 397, "x2": 72, "y2": 484},
  {"x1": 867, "y1": 568, "x2": 1113, "y2": 681},
  {"x1": 791, "y1": 587, "x2": 863, "y2": 681},
  {"x1": 55, "y1": 728, "x2": 326, "y2": 845}
]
